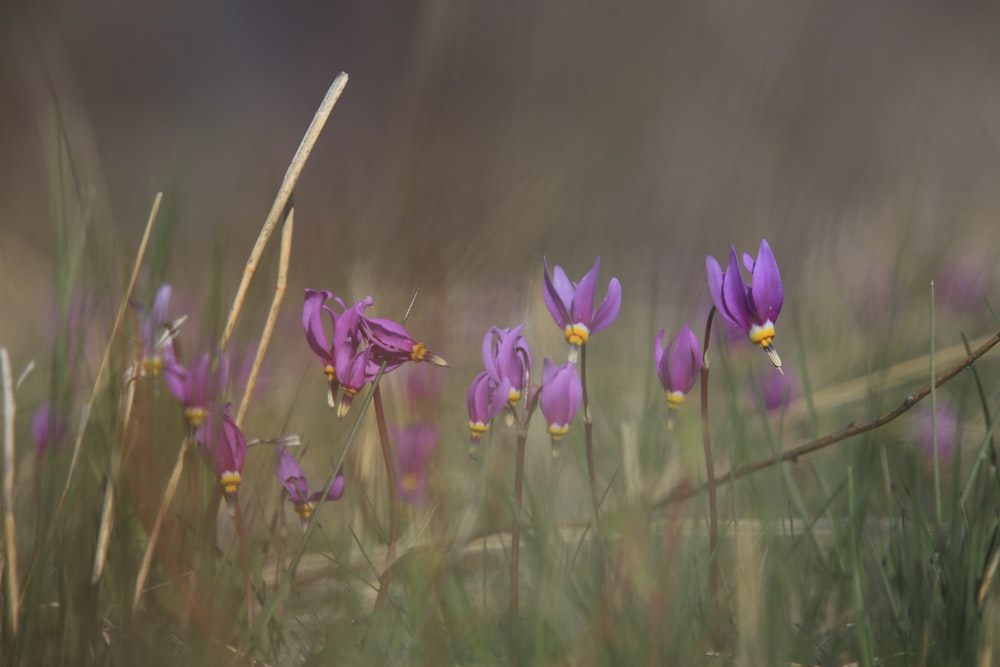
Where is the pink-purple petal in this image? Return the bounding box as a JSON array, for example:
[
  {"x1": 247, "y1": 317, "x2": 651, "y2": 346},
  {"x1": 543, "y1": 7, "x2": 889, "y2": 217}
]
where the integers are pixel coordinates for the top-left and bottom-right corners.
[
  {"x1": 750, "y1": 239, "x2": 783, "y2": 324},
  {"x1": 722, "y1": 247, "x2": 753, "y2": 330},
  {"x1": 590, "y1": 277, "x2": 622, "y2": 333}
]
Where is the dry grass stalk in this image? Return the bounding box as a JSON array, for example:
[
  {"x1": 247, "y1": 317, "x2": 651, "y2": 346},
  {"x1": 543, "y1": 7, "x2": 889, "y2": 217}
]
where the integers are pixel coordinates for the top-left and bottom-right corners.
[
  {"x1": 220, "y1": 72, "x2": 348, "y2": 352},
  {"x1": 1, "y1": 347, "x2": 20, "y2": 635}
]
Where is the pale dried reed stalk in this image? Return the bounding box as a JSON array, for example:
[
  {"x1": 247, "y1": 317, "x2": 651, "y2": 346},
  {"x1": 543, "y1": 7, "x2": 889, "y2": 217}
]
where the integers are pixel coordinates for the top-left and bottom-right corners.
[{"x1": 1, "y1": 347, "x2": 20, "y2": 635}]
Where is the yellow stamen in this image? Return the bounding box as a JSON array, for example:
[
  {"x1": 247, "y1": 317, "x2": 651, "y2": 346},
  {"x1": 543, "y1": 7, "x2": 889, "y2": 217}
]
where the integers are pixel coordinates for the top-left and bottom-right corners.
[
  {"x1": 548, "y1": 424, "x2": 570, "y2": 441},
  {"x1": 219, "y1": 472, "x2": 241, "y2": 495},
  {"x1": 564, "y1": 324, "x2": 590, "y2": 347},
  {"x1": 468, "y1": 421, "x2": 489, "y2": 440},
  {"x1": 294, "y1": 502, "x2": 315, "y2": 519},
  {"x1": 324, "y1": 365, "x2": 336, "y2": 382},
  {"x1": 401, "y1": 472, "x2": 420, "y2": 494},
  {"x1": 185, "y1": 406, "x2": 208, "y2": 427},
  {"x1": 411, "y1": 342, "x2": 427, "y2": 362},
  {"x1": 143, "y1": 357, "x2": 162, "y2": 376},
  {"x1": 666, "y1": 391, "x2": 685, "y2": 407},
  {"x1": 749, "y1": 322, "x2": 776, "y2": 348}
]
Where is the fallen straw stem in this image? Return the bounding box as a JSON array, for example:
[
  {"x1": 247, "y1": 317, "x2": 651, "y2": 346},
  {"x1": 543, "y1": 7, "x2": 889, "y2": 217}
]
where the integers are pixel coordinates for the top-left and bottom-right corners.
[
  {"x1": 221, "y1": 73, "x2": 348, "y2": 351},
  {"x1": 1, "y1": 347, "x2": 20, "y2": 635},
  {"x1": 235, "y1": 204, "x2": 294, "y2": 427}
]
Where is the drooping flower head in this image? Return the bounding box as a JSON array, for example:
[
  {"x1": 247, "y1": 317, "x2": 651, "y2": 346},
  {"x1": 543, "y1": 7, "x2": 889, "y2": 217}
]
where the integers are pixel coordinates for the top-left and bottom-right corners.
[
  {"x1": 364, "y1": 316, "x2": 448, "y2": 371},
  {"x1": 163, "y1": 348, "x2": 229, "y2": 429},
  {"x1": 393, "y1": 423, "x2": 439, "y2": 506},
  {"x1": 31, "y1": 402, "x2": 68, "y2": 456},
  {"x1": 539, "y1": 359, "x2": 583, "y2": 458},
  {"x1": 196, "y1": 403, "x2": 247, "y2": 513},
  {"x1": 653, "y1": 324, "x2": 701, "y2": 408},
  {"x1": 275, "y1": 445, "x2": 346, "y2": 528},
  {"x1": 706, "y1": 239, "x2": 784, "y2": 372},
  {"x1": 466, "y1": 370, "x2": 509, "y2": 445},
  {"x1": 482, "y1": 325, "x2": 533, "y2": 416},
  {"x1": 757, "y1": 368, "x2": 796, "y2": 413},
  {"x1": 543, "y1": 257, "x2": 622, "y2": 361}
]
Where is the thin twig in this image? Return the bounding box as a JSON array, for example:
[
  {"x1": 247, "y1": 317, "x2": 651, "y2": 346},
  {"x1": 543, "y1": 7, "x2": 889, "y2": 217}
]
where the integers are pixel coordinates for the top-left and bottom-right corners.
[
  {"x1": 371, "y1": 387, "x2": 398, "y2": 612},
  {"x1": 1, "y1": 347, "x2": 20, "y2": 635},
  {"x1": 654, "y1": 330, "x2": 1000, "y2": 510},
  {"x1": 133, "y1": 435, "x2": 190, "y2": 611},
  {"x1": 221, "y1": 73, "x2": 348, "y2": 351},
  {"x1": 235, "y1": 204, "x2": 294, "y2": 427},
  {"x1": 233, "y1": 501, "x2": 253, "y2": 625}
]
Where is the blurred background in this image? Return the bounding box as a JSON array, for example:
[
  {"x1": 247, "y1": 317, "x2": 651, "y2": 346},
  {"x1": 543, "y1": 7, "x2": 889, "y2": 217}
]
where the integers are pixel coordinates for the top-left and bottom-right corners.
[{"x1": 1, "y1": 0, "x2": 999, "y2": 455}]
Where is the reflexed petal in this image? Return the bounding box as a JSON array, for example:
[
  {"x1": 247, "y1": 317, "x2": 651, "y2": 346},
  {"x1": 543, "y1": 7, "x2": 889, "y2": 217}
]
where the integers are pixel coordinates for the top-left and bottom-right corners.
[
  {"x1": 162, "y1": 347, "x2": 190, "y2": 405},
  {"x1": 309, "y1": 467, "x2": 346, "y2": 502},
  {"x1": 591, "y1": 276, "x2": 622, "y2": 333},
  {"x1": 542, "y1": 258, "x2": 572, "y2": 327},
  {"x1": 303, "y1": 289, "x2": 336, "y2": 363},
  {"x1": 705, "y1": 256, "x2": 728, "y2": 322},
  {"x1": 750, "y1": 239, "x2": 783, "y2": 324},
  {"x1": 571, "y1": 257, "x2": 600, "y2": 326},
  {"x1": 275, "y1": 445, "x2": 310, "y2": 504},
  {"x1": 653, "y1": 329, "x2": 667, "y2": 388},
  {"x1": 666, "y1": 325, "x2": 700, "y2": 395},
  {"x1": 722, "y1": 247, "x2": 752, "y2": 330},
  {"x1": 540, "y1": 360, "x2": 582, "y2": 428}
]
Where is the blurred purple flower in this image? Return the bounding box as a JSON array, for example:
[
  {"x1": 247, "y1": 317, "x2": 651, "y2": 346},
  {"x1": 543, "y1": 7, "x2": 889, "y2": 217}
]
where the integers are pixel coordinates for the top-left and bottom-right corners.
[
  {"x1": 482, "y1": 325, "x2": 532, "y2": 413},
  {"x1": 466, "y1": 370, "x2": 509, "y2": 443},
  {"x1": 163, "y1": 348, "x2": 228, "y2": 429},
  {"x1": 196, "y1": 403, "x2": 247, "y2": 512},
  {"x1": 393, "y1": 423, "x2": 439, "y2": 505},
  {"x1": 936, "y1": 262, "x2": 992, "y2": 313},
  {"x1": 139, "y1": 284, "x2": 175, "y2": 377},
  {"x1": 653, "y1": 324, "x2": 701, "y2": 408},
  {"x1": 31, "y1": 402, "x2": 68, "y2": 456},
  {"x1": 706, "y1": 239, "x2": 784, "y2": 372},
  {"x1": 364, "y1": 316, "x2": 448, "y2": 370},
  {"x1": 913, "y1": 404, "x2": 960, "y2": 468},
  {"x1": 275, "y1": 445, "x2": 345, "y2": 527},
  {"x1": 758, "y1": 368, "x2": 797, "y2": 412},
  {"x1": 543, "y1": 257, "x2": 622, "y2": 360},
  {"x1": 539, "y1": 359, "x2": 583, "y2": 457}
]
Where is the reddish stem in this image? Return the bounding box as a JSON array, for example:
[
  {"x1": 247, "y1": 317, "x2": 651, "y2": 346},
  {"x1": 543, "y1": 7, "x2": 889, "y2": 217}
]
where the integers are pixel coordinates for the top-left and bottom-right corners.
[{"x1": 372, "y1": 386, "x2": 398, "y2": 612}]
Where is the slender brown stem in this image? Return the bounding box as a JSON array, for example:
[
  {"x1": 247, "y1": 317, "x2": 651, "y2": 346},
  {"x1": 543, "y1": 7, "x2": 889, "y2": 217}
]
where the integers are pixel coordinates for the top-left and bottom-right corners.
[
  {"x1": 699, "y1": 308, "x2": 719, "y2": 609},
  {"x1": 656, "y1": 330, "x2": 1000, "y2": 510},
  {"x1": 510, "y1": 430, "x2": 527, "y2": 625},
  {"x1": 233, "y1": 501, "x2": 253, "y2": 625},
  {"x1": 580, "y1": 345, "x2": 607, "y2": 576},
  {"x1": 372, "y1": 386, "x2": 398, "y2": 612}
]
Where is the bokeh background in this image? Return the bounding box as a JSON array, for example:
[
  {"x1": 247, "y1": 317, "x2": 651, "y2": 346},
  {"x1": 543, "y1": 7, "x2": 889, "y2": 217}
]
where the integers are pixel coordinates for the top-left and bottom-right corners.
[{"x1": 1, "y1": 1, "x2": 998, "y2": 486}]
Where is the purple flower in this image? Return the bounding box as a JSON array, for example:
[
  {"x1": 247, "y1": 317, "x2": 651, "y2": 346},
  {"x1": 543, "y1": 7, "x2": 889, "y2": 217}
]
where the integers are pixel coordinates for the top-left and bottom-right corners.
[
  {"x1": 302, "y1": 290, "x2": 368, "y2": 410},
  {"x1": 275, "y1": 445, "x2": 346, "y2": 527},
  {"x1": 653, "y1": 325, "x2": 701, "y2": 408},
  {"x1": 706, "y1": 239, "x2": 784, "y2": 371},
  {"x1": 539, "y1": 359, "x2": 583, "y2": 457},
  {"x1": 914, "y1": 405, "x2": 960, "y2": 468},
  {"x1": 482, "y1": 325, "x2": 532, "y2": 411},
  {"x1": 543, "y1": 257, "x2": 622, "y2": 359},
  {"x1": 364, "y1": 316, "x2": 448, "y2": 370},
  {"x1": 139, "y1": 284, "x2": 176, "y2": 377},
  {"x1": 466, "y1": 370, "x2": 509, "y2": 443},
  {"x1": 196, "y1": 403, "x2": 247, "y2": 511},
  {"x1": 163, "y1": 348, "x2": 228, "y2": 428},
  {"x1": 31, "y1": 403, "x2": 68, "y2": 455},
  {"x1": 393, "y1": 423, "x2": 439, "y2": 505},
  {"x1": 757, "y1": 369, "x2": 796, "y2": 413}
]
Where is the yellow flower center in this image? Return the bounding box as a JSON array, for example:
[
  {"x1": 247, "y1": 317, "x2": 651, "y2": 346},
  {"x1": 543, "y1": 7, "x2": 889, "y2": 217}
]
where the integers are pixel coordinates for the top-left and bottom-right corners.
[
  {"x1": 666, "y1": 391, "x2": 686, "y2": 407},
  {"x1": 564, "y1": 324, "x2": 590, "y2": 347},
  {"x1": 468, "y1": 421, "x2": 489, "y2": 440},
  {"x1": 749, "y1": 322, "x2": 776, "y2": 348},
  {"x1": 547, "y1": 424, "x2": 570, "y2": 441},
  {"x1": 143, "y1": 357, "x2": 162, "y2": 376},
  {"x1": 507, "y1": 388, "x2": 521, "y2": 407},
  {"x1": 324, "y1": 365, "x2": 336, "y2": 382},
  {"x1": 411, "y1": 342, "x2": 427, "y2": 362},
  {"x1": 401, "y1": 472, "x2": 420, "y2": 494},
  {"x1": 294, "y1": 502, "x2": 315, "y2": 519},
  {"x1": 185, "y1": 406, "x2": 208, "y2": 427},
  {"x1": 219, "y1": 471, "x2": 241, "y2": 495}
]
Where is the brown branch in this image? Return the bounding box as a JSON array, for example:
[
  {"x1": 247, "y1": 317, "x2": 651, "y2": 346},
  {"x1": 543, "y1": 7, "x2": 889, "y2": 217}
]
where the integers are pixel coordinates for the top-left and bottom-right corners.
[{"x1": 653, "y1": 331, "x2": 1000, "y2": 510}]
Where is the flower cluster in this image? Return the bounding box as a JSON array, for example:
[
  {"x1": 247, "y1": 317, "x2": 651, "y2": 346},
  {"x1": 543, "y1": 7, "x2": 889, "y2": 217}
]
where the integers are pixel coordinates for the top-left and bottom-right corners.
[
  {"x1": 466, "y1": 326, "x2": 533, "y2": 444},
  {"x1": 303, "y1": 290, "x2": 447, "y2": 417}
]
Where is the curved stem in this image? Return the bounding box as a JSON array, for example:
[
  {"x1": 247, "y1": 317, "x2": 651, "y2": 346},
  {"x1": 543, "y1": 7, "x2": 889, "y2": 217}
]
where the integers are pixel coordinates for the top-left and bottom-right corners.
[
  {"x1": 700, "y1": 308, "x2": 719, "y2": 608},
  {"x1": 372, "y1": 386, "x2": 398, "y2": 612},
  {"x1": 580, "y1": 345, "x2": 607, "y2": 577}
]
